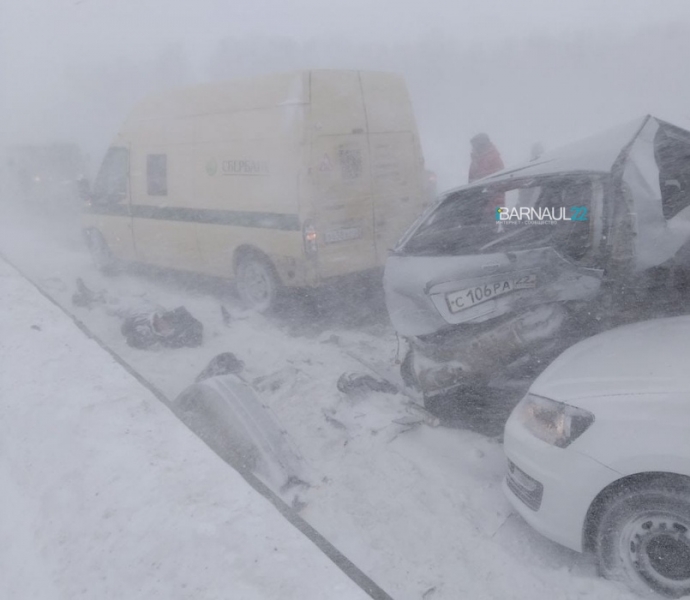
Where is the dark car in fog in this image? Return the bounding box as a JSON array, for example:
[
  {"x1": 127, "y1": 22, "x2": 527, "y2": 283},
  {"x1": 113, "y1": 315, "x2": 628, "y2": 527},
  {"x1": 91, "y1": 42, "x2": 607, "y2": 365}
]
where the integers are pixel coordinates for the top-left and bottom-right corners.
[
  {"x1": 384, "y1": 115, "x2": 690, "y2": 412},
  {"x1": 6, "y1": 143, "x2": 87, "y2": 206}
]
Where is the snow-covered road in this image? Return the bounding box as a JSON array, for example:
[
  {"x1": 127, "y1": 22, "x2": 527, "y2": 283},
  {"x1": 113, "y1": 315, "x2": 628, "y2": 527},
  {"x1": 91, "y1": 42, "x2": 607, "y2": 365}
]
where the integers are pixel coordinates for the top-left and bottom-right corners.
[
  {"x1": 0, "y1": 256, "x2": 373, "y2": 600},
  {"x1": 0, "y1": 201, "x2": 638, "y2": 599}
]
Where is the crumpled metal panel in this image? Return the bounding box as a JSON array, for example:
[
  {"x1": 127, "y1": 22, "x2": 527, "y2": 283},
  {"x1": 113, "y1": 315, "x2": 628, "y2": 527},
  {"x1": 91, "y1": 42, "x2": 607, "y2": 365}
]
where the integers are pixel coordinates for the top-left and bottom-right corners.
[
  {"x1": 385, "y1": 115, "x2": 690, "y2": 398},
  {"x1": 410, "y1": 303, "x2": 568, "y2": 395},
  {"x1": 622, "y1": 118, "x2": 690, "y2": 270}
]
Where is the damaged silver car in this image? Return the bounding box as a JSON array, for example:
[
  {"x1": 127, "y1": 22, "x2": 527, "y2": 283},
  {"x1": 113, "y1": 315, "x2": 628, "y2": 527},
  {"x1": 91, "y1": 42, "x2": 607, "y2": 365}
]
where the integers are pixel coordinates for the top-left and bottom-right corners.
[{"x1": 385, "y1": 115, "x2": 690, "y2": 413}]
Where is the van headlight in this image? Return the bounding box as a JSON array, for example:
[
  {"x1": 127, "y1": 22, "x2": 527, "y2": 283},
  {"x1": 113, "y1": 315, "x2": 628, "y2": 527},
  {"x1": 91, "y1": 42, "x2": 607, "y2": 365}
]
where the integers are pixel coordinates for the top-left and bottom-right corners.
[{"x1": 519, "y1": 394, "x2": 594, "y2": 448}]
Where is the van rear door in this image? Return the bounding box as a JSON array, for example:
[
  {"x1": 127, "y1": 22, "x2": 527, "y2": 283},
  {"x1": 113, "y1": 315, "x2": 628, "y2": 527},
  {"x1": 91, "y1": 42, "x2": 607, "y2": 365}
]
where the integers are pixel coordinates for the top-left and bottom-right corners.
[
  {"x1": 370, "y1": 132, "x2": 426, "y2": 263},
  {"x1": 357, "y1": 71, "x2": 428, "y2": 264},
  {"x1": 308, "y1": 71, "x2": 377, "y2": 278},
  {"x1": 309, "y1": 135, "x2": 376, "y2": 277}
]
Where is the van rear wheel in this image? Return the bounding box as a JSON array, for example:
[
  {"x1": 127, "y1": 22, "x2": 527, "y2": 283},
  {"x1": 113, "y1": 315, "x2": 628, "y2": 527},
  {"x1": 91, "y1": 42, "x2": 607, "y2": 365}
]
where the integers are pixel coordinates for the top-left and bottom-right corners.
[{"x1": 235, "y1": 254, "x2": 279, "y2": 313}]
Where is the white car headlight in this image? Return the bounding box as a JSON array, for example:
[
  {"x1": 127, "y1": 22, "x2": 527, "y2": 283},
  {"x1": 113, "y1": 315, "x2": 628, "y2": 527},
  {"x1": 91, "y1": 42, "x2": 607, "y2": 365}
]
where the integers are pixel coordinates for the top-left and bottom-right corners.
[{"x1": 519, "y1": 394, "x2": 595, "y2": 448}]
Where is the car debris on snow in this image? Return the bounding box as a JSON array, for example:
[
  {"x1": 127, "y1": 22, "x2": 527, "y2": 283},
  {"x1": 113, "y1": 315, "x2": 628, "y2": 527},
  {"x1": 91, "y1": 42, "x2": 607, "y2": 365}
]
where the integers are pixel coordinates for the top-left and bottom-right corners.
[
  {"x1": 195, "y1": 352, "x2": 245, "y2": 382},
  {"x1": 386, "y1": 419, "x2": 423, "y2": 443},
  {"x1": 336, "y1": 372, "x2": 399, "y2": 396},
  {"x1": 253, "y1": 366, "x2": 305, "y2": 393},
  {"x1": 392, "y1": 415, "x2": 426, "y2": 427},
  {"x1": 172, "y1": 374, "x2": 308, "y2": 496},
  {"x1": 121, "y1": 306, "x2": 203, "y2": 349},
  {"x1": 71, "y1": 277, "x2": 105, "y2": 308},
  {"x1": 322, "y1": 410, "x2": 348, "y2": 430},
  {"x1": 220, "y1": 304, "x2": 232, "y2": 327}
]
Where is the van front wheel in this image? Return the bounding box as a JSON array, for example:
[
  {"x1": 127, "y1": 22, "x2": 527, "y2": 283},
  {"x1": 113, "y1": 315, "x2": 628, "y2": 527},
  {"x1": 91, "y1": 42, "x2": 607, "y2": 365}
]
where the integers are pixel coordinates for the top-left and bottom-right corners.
[
  {"x1": 235, "y1": 255, "x2": 280, "y2": 313},
  {"x1": 85, "y1": 229, "x2": 117, "y2": 275}
]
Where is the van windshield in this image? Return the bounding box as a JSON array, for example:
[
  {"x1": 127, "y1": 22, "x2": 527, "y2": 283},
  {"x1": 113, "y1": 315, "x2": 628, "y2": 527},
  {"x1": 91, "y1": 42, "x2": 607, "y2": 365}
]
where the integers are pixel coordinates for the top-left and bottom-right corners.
[
  {"x1": 92, "y1": 147, "x2": 129, "y2": 205},
  {"x1": 402, "y1": 176, "x2": 596, "y2": 260}
]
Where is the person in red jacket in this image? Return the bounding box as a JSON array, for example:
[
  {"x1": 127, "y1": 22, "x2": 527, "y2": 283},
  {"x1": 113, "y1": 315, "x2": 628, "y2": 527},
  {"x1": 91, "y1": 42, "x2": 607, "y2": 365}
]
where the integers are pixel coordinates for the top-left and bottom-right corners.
[
  {"x1": 469, "y1": 133, "x2": 505, "y2": 219},
  {"x1": 468, "y1": 133, "x2": 504, "y2": 182}
]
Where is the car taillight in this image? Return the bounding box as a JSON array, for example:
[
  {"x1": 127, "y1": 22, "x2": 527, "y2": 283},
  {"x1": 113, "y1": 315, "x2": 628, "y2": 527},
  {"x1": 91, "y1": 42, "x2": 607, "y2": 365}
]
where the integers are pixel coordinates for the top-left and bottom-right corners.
[{"x1": 303, "y1": 221, "x2": 318, "y2": 255}]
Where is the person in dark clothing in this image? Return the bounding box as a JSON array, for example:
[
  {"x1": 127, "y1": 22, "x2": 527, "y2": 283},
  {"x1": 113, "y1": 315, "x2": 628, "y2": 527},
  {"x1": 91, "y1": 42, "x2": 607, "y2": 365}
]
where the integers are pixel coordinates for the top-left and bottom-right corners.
[
  {"x1": 468, "y1": 133, "x2": 504, "y2": 183},
  {"x1": 469, "y1": 133, "x2": 505, "y2": 219}
]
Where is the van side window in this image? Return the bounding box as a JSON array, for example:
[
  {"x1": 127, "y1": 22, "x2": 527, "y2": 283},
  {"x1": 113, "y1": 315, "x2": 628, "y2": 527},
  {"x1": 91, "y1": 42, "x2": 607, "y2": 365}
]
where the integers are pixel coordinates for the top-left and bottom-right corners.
[
  {"x1": 339, "y1": 145, "x2": 362, "y2": 180},
  {"x1": 147, "y1": 154, "x2": 168, "y2": 196},
  {"x1": 92, "y1": 147, "x2": 129, "y2": 205}
]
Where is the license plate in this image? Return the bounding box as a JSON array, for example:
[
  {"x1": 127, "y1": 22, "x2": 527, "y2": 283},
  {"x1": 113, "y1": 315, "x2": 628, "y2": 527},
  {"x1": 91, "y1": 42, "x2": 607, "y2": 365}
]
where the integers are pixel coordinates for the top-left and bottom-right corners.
[
  {"x1": 445, "y1": 274, "x2": 536, "y2": 313},
  {"x1": 324, "y1": 227, "x2": 362, "y2": 244}
]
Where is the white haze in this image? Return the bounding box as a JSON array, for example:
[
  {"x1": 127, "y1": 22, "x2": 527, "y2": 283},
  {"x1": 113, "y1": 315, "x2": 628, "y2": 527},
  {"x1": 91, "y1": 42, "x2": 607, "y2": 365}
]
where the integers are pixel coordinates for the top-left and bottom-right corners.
[{"x1": 2, "y1": 0, "x2": 690, "y2": 188}]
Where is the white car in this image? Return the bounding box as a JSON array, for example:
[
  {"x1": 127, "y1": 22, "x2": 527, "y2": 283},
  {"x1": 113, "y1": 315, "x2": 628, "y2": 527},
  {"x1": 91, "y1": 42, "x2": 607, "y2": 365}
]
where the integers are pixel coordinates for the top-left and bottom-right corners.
[{"x1": 503, "y1": 317, "x2": 690, "y2": 598}]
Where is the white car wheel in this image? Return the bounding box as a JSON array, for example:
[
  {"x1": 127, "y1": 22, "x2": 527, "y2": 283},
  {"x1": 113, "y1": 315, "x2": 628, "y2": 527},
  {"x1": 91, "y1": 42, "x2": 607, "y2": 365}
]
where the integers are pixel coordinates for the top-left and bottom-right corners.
[{"x1": 596, "y1": 485, "x2": 690, "y2": 598}]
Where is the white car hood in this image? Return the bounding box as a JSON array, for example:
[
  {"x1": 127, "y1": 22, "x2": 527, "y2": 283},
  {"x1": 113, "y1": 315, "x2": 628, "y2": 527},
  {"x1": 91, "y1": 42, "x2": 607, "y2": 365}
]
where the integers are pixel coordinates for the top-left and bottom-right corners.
[{"x1": 530, "y1": 316, "x2": 690, "y2": 404}]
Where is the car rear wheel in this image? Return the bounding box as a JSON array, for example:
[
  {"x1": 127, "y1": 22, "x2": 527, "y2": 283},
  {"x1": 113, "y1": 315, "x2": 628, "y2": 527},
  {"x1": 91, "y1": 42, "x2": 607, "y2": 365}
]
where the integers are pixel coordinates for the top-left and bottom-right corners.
[
  {"x1": 596, "y1": 484, "x2": 690, "y2": 598},
  {"x1": 235, "y1": 254, "x2": 280, "y2": 313}
]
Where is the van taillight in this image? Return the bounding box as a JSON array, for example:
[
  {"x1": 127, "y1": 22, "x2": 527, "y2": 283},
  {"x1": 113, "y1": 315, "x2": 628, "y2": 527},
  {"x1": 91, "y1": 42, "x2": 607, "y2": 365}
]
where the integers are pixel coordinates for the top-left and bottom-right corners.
[{"x1": 303, "y1": 221, "x2": 318, "y2": 255}]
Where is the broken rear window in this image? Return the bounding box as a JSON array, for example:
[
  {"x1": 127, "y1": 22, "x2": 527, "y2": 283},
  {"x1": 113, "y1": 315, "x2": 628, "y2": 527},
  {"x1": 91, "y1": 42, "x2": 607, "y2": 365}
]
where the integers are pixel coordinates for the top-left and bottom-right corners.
[
  {"x1": 402, "y1": 176, "x2": 596, "y2": 260},
  {"x1": 655, "y1": 125, "x2": 690, "y2": 219}
]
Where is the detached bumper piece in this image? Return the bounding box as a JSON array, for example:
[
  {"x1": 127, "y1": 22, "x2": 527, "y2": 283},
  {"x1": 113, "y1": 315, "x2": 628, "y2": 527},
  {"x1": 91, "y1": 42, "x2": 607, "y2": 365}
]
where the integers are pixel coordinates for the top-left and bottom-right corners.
[{"x1": 506, "y1": 459, "x2": 544, "y2": 511}]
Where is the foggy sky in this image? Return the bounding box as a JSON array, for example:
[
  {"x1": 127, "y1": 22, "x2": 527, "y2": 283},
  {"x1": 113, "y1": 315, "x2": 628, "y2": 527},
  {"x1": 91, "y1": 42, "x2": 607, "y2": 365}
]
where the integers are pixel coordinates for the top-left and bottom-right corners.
[
  {"x1": 4, "y1": 0, "x2": 690, "y2": 59},
  {"x1": 3, "y1": 0, "x2": 690, "y2": 187}
]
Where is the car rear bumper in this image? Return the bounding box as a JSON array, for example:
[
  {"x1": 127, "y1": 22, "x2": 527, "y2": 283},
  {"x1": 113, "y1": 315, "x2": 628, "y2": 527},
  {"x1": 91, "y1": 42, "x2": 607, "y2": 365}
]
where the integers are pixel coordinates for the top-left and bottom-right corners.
[
  {"x1": 407, "y1": 304, "x2": 567, "y2": 396},
  {"x1": 502, "y1": 412, "x2": 620, "y2": 552}
]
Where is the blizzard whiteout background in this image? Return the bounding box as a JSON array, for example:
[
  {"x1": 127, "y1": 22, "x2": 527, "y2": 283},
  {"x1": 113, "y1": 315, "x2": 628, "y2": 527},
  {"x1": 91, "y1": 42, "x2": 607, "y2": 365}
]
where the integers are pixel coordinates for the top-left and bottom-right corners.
[
  {"x1": 3, "y1": 3, "x2": 690, "y2": 599},
  {"x1": 2, "y1": 0, "x2": 690, "y2": 189}
]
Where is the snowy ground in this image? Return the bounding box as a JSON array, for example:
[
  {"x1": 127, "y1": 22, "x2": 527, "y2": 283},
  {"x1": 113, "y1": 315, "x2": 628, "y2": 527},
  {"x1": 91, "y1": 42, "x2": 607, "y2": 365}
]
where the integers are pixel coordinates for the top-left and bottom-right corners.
[
  {"x1": 0, "y1": 254, "x2": 370, "y2": 600},
  {"x1": 0, "y1": 198, "x2": 638, "y2": 599}
]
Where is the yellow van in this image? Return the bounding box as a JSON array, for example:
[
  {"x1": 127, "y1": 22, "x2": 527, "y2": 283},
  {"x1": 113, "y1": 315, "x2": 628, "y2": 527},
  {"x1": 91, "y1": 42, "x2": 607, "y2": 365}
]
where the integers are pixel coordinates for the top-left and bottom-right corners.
[{"x1": 82, "y1": 70, "x2": 429, "y2": 311}]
